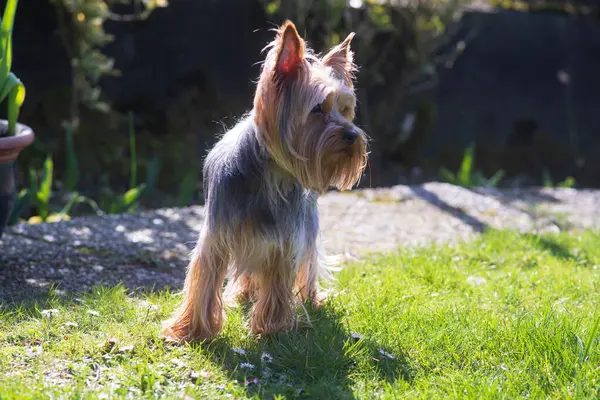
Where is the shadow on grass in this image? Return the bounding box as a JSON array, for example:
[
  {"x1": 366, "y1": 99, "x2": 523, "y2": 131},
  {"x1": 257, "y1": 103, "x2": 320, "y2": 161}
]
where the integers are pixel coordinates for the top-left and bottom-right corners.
[
  {"x1": 518, "y1": 232, "x2": 594, "y2": 267},
  {"x1": 190, "y1": 303, "x2": 413, "y2": 399},
  {"x1": 1, "y1": 285, "x2": 413, "y2": 399},
  {"x1": 528, "y1": 235, "x2": 575, "y2": 261}
]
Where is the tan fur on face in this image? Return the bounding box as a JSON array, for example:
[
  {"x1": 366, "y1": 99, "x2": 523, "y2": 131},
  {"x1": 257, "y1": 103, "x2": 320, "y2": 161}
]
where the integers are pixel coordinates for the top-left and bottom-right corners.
[{"x1": 253, "y1": 21, "x2": 368, "y2": 194}]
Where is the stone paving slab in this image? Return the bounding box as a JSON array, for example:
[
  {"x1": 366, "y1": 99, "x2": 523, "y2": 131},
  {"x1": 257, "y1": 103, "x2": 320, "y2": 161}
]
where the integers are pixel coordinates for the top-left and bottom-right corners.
[{"x1": 2, "y1": 183, "x2": 599, "y2": 303}]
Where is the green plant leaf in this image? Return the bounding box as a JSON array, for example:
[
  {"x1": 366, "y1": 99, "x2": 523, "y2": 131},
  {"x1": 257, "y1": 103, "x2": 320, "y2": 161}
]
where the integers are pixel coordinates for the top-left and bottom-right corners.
[
  {"x1": 558, "y1": 176, "x2": 576, "y2": 188},
  {"x1": 27, "y1": 166, "x2": 38, "y2": 193},
  {"x1": 115, "y1": 183, "x2": 146, "y2": 214},
  {"x1": 0, "y1": 0, "x2": 18, "y2": 42},
  {"x1": 6, "y1": 74, "x2": 24, "y2": 135},
  {"x1": 0, "y1": 0, "x2": 18, "y2": 84},
  {"x1": 123, "y1": 184, "x2": 145, "y2": 206},
  {"x1": 73, "y1": 193, "x2": 104, "y2": 216},
  {"x1": 458, "y1": 144, "x2": 474, "y2": 187},
  {"x1": 472, "y1": 170, "x2": 485, "y2": 187},
  {"x1": 439, "y1": 167, "x2": 456, "y2": 184},
  {"x1": 0, "y1": 68, "x2": 21, "y2": 100},
  {"x1": 487, "y1": 169, "x2": 505, "y2": 188},
  {"x1": 582, "y1": 312, "x2": 600, "y2": 362},
  {"x1": 58, "y1": 192, "x2": 79, "y2": 217},
  {"x1": 8, "y1": 187, "x2": 30, "y2": 225},
  {"x1": 35, "y1": 155, "x2": 53, "y2": 219},
  {"x1": 39, "y1": 155, "x2": 53, "y2": 203}
]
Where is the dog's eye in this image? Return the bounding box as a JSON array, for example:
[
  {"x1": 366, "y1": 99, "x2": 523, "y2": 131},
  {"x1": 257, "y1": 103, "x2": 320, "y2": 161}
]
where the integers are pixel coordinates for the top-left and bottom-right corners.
[{"x1": 311, "y1": 103, "x2": 323, "y2": 113}]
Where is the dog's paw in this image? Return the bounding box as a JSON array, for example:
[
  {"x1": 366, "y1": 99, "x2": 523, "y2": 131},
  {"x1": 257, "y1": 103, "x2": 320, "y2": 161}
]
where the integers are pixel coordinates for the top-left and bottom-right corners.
[
  {"x1": 159, "y1": 326, "x2": 185, "y2": 345},
  {"x1": 300, "y1": 290, "x2": 328, "y2": 310}
]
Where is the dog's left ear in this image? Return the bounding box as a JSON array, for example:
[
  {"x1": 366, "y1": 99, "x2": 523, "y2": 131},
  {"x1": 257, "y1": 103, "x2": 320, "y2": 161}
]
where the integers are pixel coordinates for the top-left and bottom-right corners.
[
  {"x1": 323, "y1": 32, "x2": 356, "y2": 85},
  {"x1": 275, "y1": 20, "x2": 305, "y2": 79}
]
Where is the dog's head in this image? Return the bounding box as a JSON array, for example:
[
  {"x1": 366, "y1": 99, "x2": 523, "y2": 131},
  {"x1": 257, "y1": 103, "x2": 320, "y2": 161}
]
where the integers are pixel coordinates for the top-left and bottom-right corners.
[{"x1": 253, "y1": 20, "x2": 368, "y2": 193}]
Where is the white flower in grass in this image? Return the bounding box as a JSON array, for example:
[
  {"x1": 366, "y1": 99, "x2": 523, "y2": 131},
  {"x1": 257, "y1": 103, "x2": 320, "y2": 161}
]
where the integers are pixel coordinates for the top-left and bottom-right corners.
[
  {"x1": 240, "y1": 362, "x2": 255, "y2": 370},
  {"x1": 261, "y1": 352, "x2": 273, "y2": 363},
  {"x1": 41, "y1": 309, "x2": 60, "y2": 318},
  {"x1": 86, "y1": 310, "x2": 100, "y2": 317},
  {"x1": 198, "y1": 370, "x2": 209, "y2": 378},
  {"x1": 119, "y1": 345, "x2": 134, "y2": 353},
  {"x1": 64, "y1": 322, "x2": 78, "y2": 328},
  {"x1": 232, "y1": 347, "x2": 246, "y2": 355}
]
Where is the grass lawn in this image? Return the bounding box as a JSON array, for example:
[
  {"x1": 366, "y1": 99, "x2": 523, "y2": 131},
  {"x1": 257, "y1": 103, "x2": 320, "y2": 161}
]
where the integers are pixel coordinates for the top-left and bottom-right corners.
[{"x1": 1, "y1": 229, "x2": 599, "y2": 399}]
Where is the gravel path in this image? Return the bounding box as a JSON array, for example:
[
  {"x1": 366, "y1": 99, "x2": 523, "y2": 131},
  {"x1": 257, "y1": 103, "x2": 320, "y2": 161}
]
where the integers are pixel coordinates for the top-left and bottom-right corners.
[{"x1": 1, "y1": 182, "x2": 599, "y2": 303}]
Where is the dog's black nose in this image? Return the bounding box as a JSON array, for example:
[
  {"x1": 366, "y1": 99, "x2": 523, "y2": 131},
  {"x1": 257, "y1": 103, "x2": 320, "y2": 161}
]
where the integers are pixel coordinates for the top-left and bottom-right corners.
[{"x1": 342, "y1": 130, "x2": 358, "y2": 145}]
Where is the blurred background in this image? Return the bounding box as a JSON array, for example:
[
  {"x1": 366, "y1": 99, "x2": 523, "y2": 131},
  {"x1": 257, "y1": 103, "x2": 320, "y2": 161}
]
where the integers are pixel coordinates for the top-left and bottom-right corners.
[{"x1": 3, "y1": 0, "x2": 600, "y2": 224}]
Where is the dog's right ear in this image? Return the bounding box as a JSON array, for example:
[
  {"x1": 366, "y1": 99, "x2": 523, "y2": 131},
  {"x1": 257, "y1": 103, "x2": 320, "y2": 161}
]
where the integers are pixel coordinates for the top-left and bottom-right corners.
[{"x1": 274, "y1": 20, "x2": 305, "y2": 79}]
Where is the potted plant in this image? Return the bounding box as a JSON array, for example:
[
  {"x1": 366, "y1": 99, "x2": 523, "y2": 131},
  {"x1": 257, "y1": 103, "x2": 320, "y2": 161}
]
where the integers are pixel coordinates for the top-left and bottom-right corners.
[{"x1": 0, "y1": 0, "x2": 31, "y2": 240}]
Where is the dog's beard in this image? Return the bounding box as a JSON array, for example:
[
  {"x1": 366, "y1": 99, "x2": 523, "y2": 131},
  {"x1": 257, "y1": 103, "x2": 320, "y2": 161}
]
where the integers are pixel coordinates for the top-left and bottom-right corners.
[{"x1": 280, "y1": 124, "x2": 367, "y2": 193}]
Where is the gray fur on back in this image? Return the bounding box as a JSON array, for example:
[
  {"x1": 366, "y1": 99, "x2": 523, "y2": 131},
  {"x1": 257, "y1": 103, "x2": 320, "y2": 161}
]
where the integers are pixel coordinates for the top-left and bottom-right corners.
[{"x1": 202, "y1": 115, "x2": 319, "y2": 260}]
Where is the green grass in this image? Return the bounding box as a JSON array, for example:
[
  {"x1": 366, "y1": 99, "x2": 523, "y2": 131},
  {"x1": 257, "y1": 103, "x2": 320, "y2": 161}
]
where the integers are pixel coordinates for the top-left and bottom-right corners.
[{"x1": 1, "y1": 229, "x2": 600, "y2": 399}]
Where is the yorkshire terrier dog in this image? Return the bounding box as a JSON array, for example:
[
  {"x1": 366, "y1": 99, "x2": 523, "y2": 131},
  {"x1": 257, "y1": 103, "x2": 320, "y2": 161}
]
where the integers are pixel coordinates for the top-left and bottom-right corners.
[{"x1": 162, "y1": 20, "x2": 368, "y2": 342}]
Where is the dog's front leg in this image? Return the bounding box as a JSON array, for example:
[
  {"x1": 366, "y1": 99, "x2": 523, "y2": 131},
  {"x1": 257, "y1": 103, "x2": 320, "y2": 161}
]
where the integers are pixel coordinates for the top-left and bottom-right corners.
[{"x1": 250, "y1": 252, "x2": 296, "y2": 335}]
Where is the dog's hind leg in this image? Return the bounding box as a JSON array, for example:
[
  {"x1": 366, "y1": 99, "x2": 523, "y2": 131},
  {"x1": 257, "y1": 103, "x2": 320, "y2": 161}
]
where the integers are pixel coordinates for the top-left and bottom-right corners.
[
  {"x1": 294, "y1": 247, "x2": 328, "y2": 309},
  {"x1": 161, "y1": 227, "x2": 228, "y2": 342},
  {"x1": 223, "y1": 274, "x2": 257, "y2": 307}
]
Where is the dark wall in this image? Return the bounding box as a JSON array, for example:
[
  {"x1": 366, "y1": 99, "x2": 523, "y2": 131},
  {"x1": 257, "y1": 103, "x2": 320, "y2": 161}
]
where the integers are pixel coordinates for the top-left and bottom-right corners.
[
  {"x1": 101, "y1": 0, "x2": 271, "y2": 111},
  {"x1": 9, "y1": 0, "x2": 271, "y2": 132},
  {"x1": 393, "y1": 8, "x2": 600, "y2": 186}
]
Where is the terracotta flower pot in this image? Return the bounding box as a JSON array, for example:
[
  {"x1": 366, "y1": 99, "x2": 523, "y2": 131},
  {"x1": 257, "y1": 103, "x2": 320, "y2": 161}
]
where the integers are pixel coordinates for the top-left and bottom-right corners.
[{"x1": 0, "y1": 120, "x2": 34, "y2": 239}]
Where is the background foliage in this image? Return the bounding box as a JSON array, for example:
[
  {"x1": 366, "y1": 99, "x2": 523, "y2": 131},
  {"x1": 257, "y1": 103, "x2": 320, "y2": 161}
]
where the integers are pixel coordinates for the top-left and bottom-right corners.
[{"x1": 5, "y1": 0, "x2": 584, "y2": 225}]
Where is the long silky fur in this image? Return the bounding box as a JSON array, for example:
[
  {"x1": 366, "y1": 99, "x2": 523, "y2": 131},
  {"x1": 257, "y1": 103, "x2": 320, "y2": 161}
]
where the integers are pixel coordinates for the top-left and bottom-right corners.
[{"x1": 161, "y1": 20, "x2": 368, "y2": 342}]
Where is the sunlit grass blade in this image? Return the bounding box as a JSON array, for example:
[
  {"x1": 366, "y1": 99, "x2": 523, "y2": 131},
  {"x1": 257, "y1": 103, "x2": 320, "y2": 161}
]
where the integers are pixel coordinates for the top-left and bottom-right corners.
[{"x1": 582, "y1": 312, "x2": 600, "y2": 363}]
